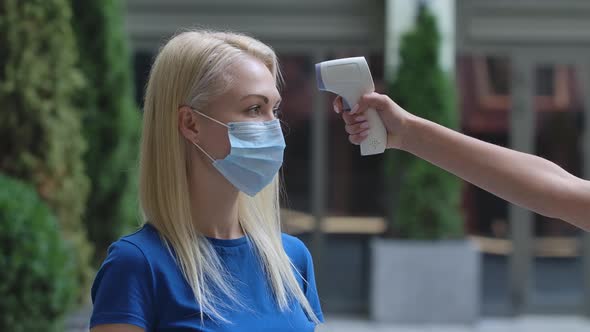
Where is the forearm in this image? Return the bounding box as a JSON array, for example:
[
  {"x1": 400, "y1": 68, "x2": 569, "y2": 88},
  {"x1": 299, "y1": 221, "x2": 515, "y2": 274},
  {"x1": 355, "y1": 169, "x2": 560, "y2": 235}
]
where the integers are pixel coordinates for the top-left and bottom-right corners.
[{"x1": 401, "y1": 116, "x2": 590, "y2": 230}]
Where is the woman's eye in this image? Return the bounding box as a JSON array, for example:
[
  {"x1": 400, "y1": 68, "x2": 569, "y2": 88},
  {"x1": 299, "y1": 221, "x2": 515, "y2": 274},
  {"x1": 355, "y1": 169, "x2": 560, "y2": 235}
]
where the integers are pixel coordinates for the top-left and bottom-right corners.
[
  {"x1": 246, "y1": 106, "x2": 261, "y2": 117},
  {"x1": 245, "y1": 105, "x2": 281, "y2": 118},
  {"x1": 273, "y1": 107, "x2": 282, "y2": 118}
]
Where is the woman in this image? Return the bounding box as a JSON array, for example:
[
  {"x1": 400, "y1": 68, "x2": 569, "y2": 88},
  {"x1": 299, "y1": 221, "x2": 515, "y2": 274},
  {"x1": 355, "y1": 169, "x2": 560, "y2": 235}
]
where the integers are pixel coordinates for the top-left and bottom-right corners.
[
  {"x1": 90, "y1": 30, "x2": 323, "y2": 332},
  {"x1": 334, "y1": 93, "x2": 590, "y2": 231}
]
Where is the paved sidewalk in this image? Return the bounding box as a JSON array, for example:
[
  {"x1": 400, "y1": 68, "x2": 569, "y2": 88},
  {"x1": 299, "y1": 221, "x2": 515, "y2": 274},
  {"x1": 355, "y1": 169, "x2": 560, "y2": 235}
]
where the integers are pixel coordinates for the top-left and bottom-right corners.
[
  {"x1": 317, "y1": 315, "x2": 590, "y2": 332},
  {"x1": 66, "y1": 308, "x2": 590, "y2": 332},
  {"x1": 65, "y1": 306, "x2": 91, "y2": 332}
]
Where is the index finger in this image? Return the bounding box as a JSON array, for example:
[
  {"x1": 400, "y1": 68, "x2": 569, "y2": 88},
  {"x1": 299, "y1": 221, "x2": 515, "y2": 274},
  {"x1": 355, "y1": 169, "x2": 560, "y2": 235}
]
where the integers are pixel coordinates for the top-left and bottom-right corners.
[
  {"x1": 333, "y1": 96, "x2": 344, "y2": 113},
  {"x1": 342, "y1": 109, "x2": 367, "y2": 125},
  {"x1": 355, "y1": 92, "x2": 394, "y2": 114}
]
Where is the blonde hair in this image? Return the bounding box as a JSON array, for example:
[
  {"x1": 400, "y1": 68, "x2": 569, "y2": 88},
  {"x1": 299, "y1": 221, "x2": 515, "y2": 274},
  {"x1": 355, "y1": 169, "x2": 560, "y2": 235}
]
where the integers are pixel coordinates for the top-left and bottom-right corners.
[{"x1": 138, "y1": 30, "x2": 320, "y2": 324}]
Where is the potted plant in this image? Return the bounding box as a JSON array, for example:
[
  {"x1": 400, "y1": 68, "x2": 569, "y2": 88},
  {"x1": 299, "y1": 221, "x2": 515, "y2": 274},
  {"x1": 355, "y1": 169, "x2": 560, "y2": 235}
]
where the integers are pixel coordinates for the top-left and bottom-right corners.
[{"x1": 370, "y1": 4, "x2": 480, "y2": 324}]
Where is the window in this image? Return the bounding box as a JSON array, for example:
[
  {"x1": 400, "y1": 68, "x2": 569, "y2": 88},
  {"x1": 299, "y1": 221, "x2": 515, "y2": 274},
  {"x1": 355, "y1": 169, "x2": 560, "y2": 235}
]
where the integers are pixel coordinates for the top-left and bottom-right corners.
[{"x1": 473, "y1": 56, "x2": 571, "y2": 112}]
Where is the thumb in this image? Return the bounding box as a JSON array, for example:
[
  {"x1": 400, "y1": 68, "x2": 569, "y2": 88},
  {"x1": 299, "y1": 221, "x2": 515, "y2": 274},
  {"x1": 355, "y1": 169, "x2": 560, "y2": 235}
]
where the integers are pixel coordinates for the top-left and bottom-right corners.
[{"x1": 354, "y1": 92, "x2": 395, "y2": 115}]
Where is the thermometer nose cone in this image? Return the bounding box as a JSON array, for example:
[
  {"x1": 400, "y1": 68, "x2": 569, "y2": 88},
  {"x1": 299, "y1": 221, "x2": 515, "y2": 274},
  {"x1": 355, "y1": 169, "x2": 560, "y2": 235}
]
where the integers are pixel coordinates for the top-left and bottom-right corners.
[{"x1": 315, "y1": 63, "x2": 326, "y2": 91}]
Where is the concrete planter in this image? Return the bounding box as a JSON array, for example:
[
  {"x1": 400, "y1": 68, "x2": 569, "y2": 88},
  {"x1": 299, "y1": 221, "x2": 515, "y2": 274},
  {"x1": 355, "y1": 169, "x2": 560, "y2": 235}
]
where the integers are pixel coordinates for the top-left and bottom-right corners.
[
  {"x1": 370, "y1": 238, "x2": 481, "y2": 324},
  {"x1": 299, "y1": 233, "x2": 372, "y2": 314}
]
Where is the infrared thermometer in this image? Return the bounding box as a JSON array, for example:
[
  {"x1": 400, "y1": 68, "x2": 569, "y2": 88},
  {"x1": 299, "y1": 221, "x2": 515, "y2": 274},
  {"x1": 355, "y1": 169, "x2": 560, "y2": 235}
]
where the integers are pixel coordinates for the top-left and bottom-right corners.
[{"x1": 315, "y1": 56, "x2": 387, "y2": 156}]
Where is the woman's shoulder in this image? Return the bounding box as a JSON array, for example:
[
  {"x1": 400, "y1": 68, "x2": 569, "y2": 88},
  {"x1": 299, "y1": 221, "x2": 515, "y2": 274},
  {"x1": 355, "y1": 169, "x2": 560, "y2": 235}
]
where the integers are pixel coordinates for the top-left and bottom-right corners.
[
  {"x1": 119, "y1": 223, "x2": 163, "y2": 248},
  {"x1": 102, "y1": 223, "x2": 168, "y2": 269},
  {"x1": 92, "y1": 224, "x2": 171, "y2": 294},
  {"x1": 281, "y1": 233, "x2": 313, "y2": 268},
  {"x1": 281, "y1": 232, "x2": 307, "y2": 248},
  {"x1": 91, "y1": 226, "x2": 161, "y2": 329}
]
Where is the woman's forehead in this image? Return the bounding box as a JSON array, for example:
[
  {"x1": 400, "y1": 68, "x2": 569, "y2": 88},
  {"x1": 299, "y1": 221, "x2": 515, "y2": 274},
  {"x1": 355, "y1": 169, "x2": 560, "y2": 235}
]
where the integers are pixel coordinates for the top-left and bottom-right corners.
[{"x1": 224, "y1": 58, "x2": 280, "y2": 101}]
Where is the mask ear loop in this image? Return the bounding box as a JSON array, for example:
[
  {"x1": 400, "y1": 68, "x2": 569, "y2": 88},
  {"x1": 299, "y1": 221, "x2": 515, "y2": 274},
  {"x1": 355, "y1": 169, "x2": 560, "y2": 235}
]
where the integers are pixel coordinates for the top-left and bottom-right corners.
[
  {"x1": 190, "y1": 107, "x2": 230, "y2": 128},
  {"x1": 191, "y1": 140, "x2": 215, "y2": 162},
  {"x1": 187, "y1": 107, "x2": 230, "y2": 162}
]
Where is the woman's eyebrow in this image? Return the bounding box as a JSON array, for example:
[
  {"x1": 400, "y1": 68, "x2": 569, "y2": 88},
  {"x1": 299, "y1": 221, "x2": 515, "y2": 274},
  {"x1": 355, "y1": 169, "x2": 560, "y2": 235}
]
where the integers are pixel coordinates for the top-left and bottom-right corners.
[
  {"x1": 241, "y1": 94, "x2": 269, "y2": 104},
  {"x1": 240, "y1": 94, "x2": 282, "y2": 106}
]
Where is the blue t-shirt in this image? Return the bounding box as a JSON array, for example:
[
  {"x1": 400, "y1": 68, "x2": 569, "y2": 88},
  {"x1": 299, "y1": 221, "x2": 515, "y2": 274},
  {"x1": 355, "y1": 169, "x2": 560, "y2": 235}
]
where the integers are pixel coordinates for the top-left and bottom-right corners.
[{"x1": 90, "y1": 223, "x2": 323, "y2": 331}]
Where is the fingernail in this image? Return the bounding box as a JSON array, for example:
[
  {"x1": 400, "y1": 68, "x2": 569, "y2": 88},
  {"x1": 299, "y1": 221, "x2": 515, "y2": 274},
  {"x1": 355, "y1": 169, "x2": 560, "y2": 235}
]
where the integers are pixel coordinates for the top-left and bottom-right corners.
[
  {"x1": 361, "y1": 130, "x2": 370, "y2": 136},
  {"x1": 360, "y1": 122, "x2": 370, "y2": 129},
  {"x1": 333, "y1": 105, "x2": 340, "y2": 113},
  {"x1": 351, "y1": 104, "x2": 359, "y2": 114},
  {"x1": 355, "y1": 116, "x2": 365, "y2": 122}
]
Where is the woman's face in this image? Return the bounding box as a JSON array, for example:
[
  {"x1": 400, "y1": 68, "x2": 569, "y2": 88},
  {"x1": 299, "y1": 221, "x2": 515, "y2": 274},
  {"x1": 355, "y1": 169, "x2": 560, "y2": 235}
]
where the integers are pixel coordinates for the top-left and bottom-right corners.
[{"x1": 179, "y1": 55, "x2": 282, "y2": 161}]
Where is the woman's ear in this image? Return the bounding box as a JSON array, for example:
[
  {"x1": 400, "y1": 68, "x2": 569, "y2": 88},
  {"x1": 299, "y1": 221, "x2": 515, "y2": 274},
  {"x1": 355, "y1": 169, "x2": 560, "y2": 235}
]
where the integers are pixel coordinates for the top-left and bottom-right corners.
[{"x1": 178, "y1": 106, "x2": 201, "y2": 144}]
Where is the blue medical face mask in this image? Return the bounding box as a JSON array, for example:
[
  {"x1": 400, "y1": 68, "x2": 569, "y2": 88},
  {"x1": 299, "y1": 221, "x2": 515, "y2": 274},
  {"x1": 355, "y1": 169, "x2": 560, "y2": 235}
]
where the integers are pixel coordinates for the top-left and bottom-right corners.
[{"x1": 190, "y1": 109, "x2": 286, "y2": 196}]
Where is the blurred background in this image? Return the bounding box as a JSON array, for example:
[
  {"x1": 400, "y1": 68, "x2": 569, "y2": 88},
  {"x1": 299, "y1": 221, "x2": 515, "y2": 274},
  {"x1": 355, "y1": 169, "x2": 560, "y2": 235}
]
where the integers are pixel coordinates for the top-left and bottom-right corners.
[{"x1": 2, "y1": 0, "x2": 590, "y2": 331}]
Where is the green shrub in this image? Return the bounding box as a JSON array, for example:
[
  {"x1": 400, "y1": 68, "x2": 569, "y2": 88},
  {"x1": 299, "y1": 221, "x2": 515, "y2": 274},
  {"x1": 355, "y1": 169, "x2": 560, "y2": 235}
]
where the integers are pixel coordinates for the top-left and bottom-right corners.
[
  {"x1": 0, "y1": 174, "x2": 77, "y2": 332},
  {"x1": 70, "y1": 0, "x2": 141, "y2": 264},
  {"x1": 385, "y1": 5, "x2": 463, "y2": 239},
  {"x1": 0, "y1": 0, "x2": 93, "y2": 301}
]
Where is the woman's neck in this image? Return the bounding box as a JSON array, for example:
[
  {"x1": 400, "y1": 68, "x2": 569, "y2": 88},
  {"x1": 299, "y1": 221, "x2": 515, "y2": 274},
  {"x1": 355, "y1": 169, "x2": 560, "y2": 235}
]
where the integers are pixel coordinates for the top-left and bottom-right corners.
[{"x1": 188, "y1": 168, "x2": 244, "y2": 240}]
